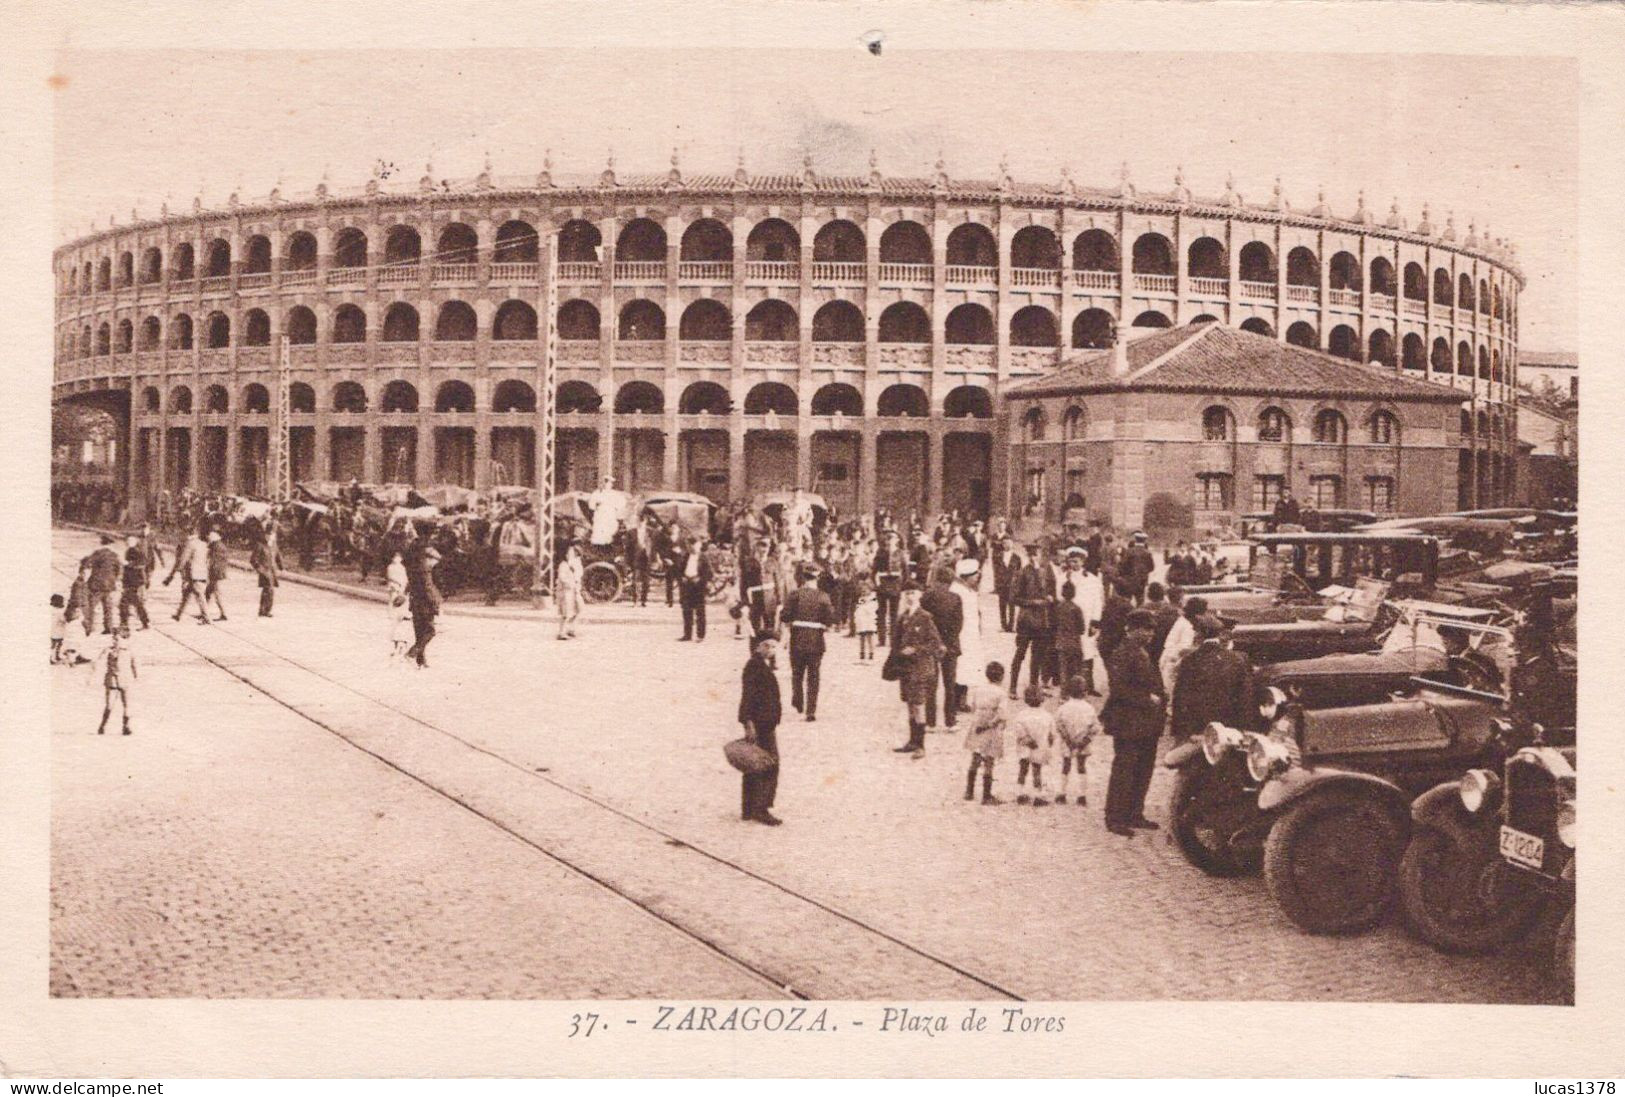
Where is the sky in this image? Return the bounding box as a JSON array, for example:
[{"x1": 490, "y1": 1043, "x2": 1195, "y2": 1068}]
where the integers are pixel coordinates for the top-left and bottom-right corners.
[{"x1": 52, "y1": 49, "x2": 1578, "y2": 349}]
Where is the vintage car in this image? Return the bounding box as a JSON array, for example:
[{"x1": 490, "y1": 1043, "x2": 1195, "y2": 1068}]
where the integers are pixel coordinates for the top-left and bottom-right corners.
[
  {"x1": 1163, "y1": 678, "x2": 1520, "y2": 935},
  {"x1": 1399, "y1": 743, "x2": 1575, "y2": 998}
]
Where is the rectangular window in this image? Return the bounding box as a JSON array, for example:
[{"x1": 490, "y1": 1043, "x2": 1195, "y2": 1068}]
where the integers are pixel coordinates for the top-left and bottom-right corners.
[
  {"x1": 1253, "y1": 474, "x2": 1285, "y2": 513},
  {"x1": 1025, "y1": 467, "x2": 1047, "y2": 515},
  {"x1": 1364, "y1": 476, "x2": 1395, "y2": 512},
  {"x1": 1195, "y1": 473, "x2": 1233, "y2": 512},
  {"x1": 1065, "y1": 468, "x2": 1086, "y2": 501},
  {"x1": 1310, "y1": 475, "x2": 1342, "y2": 509}
]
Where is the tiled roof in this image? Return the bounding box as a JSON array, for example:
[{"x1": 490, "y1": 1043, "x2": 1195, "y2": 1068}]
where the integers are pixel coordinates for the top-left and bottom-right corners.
[
  {"x1": 1007, "y1": 323, "x2": 1466, "y2": 403},
  {"x1": 1519, "y1": 350, "x2": 1577, "y2": 369}
]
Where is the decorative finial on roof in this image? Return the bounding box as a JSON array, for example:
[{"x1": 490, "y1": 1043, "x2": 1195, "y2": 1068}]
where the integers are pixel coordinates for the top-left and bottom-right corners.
[
  {"x1": 161, "y1": 195, "x2": 171, "y2": 218},
  {"x1": 1117, "y1": 160, "x2": 1135, "y2": 199},
  {"x1": 600, "y1": 149, "x2": 617, "y2": 188},
  {"x1": 800, "y1": 149, "x2": 817, "y2": 189},
  {"x1": 537, "y1": 149, "x2": 554, "y2": 189},
  {"x1": 997, "y1": 153, "x2": 1013, "y2": 194},
  {"x1": 1384, "y1": 197, "x2": 1405, "y2": 229},
  {"x1": 476, "y1": 151, "x2": 493, "y2": 191},
  {"x1": 867, "y1": 149, "x2": 883, "y2": 192},
  {"x1": 1270, "y1": 175, "x2": 1286, "y2": 211},
  {"x1": 1442, "y1": 210, "x2": 1456, "y2": 241},
  {"x1": 1222, "y1": 172, "x2": 1241, "y2": 208},
  {"x1": 665, "y1": 146, "x2": 683, "y2": 189},
  {"x1": 1310, "y1": 186, "x2": 1330, "y2": 218},
  {"x1": 131, "y1": 206, "x2": 139, "y2": 224},
  {"x1": 1171, "y1": 165, "x2": 1189, "y2": 203},
  {"x1": 420, "y1": 162, "x2": 434, "y2": 194},
  {"x1": 364, "y1": 164, "x2": 379, "y2": 197},
  {"x1": 1417, "y1": 202, "x2": 1434, "y2": 236},
  {"x1": 732, "y1": 148, "x2": 749, "y2": 190},
  {"x1": 269, "y1": 171, "x2": 283, "y2": 205},
  {"x1": 1060, "y1": 164, "x2": 1077, "y2": 197},
  {"x1": 193, "y1": 193, "x2": 203, "y2": 214},
  {"x1": 1354, "y1": 189, "x2": 1372, "y2": 224},
  {"x1": 1465, "y1": 218, "x2": 1478, "y2": 247},
  {"x1": 933, "y1": 151, "x2": 949, "y2": 193}
]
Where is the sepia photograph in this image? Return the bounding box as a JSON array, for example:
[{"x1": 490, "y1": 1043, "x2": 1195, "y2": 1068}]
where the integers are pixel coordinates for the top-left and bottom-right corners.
[{"x1": 7, "y1": 0, "x2": 1622, "y2": 1081}]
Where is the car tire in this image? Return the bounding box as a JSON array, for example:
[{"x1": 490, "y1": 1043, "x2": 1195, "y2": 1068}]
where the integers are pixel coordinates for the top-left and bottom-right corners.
[
  {"x1": 580, "y1": 562, "x2": 623, "y2": 604},
  {"x1": 1263, "y1": 787, "x2": 1406, "y2": 935},
  {"x1": 1397, "y1": 823, "x2": 1545, "y2": 954},
  {"x1": 1168, "y1": 761, "x2": 1263, "y2": 878}
]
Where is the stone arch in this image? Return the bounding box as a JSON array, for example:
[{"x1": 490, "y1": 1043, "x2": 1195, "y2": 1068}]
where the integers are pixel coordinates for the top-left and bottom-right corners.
[
  {"x1": 744, "y1": 382, "x2": 798, "y2": 416},
  {"x1": 493, "y1": 220, "x2": 538, "y2": 262},
  {"x1": 558, "y1": 380, "x2": 603, "y2": 414},
  {"x1": 1402, "y1": 332, "x2": 1426, "y2": 371},
  {"x1": 492, "y1": 300, "x2": 538, "y2": 340},
  {"x1": 1285, "y1": 320, "x2": 1318, "y2": 349},
  {"x1": 332, "y1": 227, "x2": 368, "y2": 269},
  {"x1": 813, "y1": 219, "x2": 865, "y2": 261},
  {"x1": 1010, "y1": 305, "x2": 1059, "y2": 347},
  {"x1": 1072, "y1": 229, "x2": 1117, "y2": 271},
  {"x1": 284, "y1": 233, "x2": 315, "y2": 271},
  {"x1": 619, "y1": 299, "x2": 666, "y2": 340},
  {"x1": 1133, "y1": 310, "x2": 1173, "y2": 329},
  {"x1": 434, "y1": 380, "x2": 476, "y2": 413},
  {"x1": 170, "y1": 385, "x2": 193, "y2": 414},
  {"x1": 435, "y1": 300, "x2": 478, "y2": 341},
  {"x1": 140, "y1": 314, "x2": 162, "y2": 351},
  {"x1": 558, "y1": 299, "x2": 601, "y2": 340},
  {"x1": 1257, "y1": 405, "x2": 1292, "y2": 443},
  {"x1": 492, "y1": 379, "x2": 537, "y2": 413},
  {"x1": 616, "y1": 218, "x2": 666, "y2": 261},
  {"x1": 811, "y1": 300, "x2": 863, "y2": 342},
  {"x1": 142, "y1": 386, "x2": 161, "y2": 413},
  {"x1": 1239, "y1": 241, "x2": 1276, "y2": 283},
  {"x1": 243, "y1": 383, "x2": 271, "y2": 414},
  {"x1": 204, "y1": 239, "x2": 231, "y2": 278},
  {"x1": 1478, "y1": 346, "x2": 1491, "y2": 380},
  {"x1": 1131, "y1": 232, "x2": 1173, "y2": 274},
  {"x1": 332, "y1": 303, "x2": 367, "y2": 344},
  {"x1": 1329, "y1": 251, "x2": 1362, "y2": 291},
  {"x1": 679, "y1": 298, "x2": 732, "y2": 340},
  {"x1": 332, "y1": 381, "x2": 368, "y2": 413},
  {"x1": 382, "y1": 302, "x2": 420, "y2": 343},
  {"x1": 1187, "y1": 237, "x2": 1226, "y2": 278},
  {"x1": 384, "y1": 225, "x2": 422, "y2": 265},
  {"x1": 1239, "y1": 316, "x2": 1273, "y2": 337},
  {"x1": 1370, "y1": 256, "x2": 1396, "y2": 297},
  {"x1": 289, "y1": 383, "x2": 316, "y2": 414},
  {"x1": 558, "y1": 220, "x2": 602, "y2": 262},
  {"x1": 680, "y1": 218, "x2": 732, "y2": 261},
  {"x1": 243, "y1": 308, "x2": 271, "y2": 346},
  {"x1": 205, "y1": 311, "x2": 230, "y2": 348},
  {"x1": 878, "y1": 221, "x2": 931, "y2": 264},
  {"x1": 1433, "y1": 267, "x2": 1453, "y2": 306},
  {"x1": 1072, "y1": 308, "x2": 1114, "y2": 349},
  {"x1": 679, "y1": 381, "x2": 731, "y2": 415},
  {"x1": 1403, "y1": 261, "x2": 1427, "y2": 301},
  {"x1": 945, "y1": 222, "x2": 997, "y2": 266},
  {"x1": 1368, "y1": 328, "x2": 1395, "y2": 368},
  {"x1": 945, "y1": 303, "x2": 994, "y2": 345},
  {"x1": 876, "y1": 383, "x2": 929, "y2": 418},
  {"x1": 436, "y1": 223, "x2": 479, "y2": 262},
  {"x1": 116, "y1": 318, "x2": 133, "y2": 353},
  {"x1": 95, "y1": 322, "x2": 110, "y2": 355},
  {"x1": 140, "y1": 246, "x2": 163, "y2": 284},
  {"x1": 203, "y1": 384, "x2": 229, "y2": 413},
  {"x1": 380, "y1": 380, "x2": 419, "y2": 413},
  {"x1": 746, "y1": 218, "x2": 799, "y2": 261},
  {"x1": 1328, "y1": 324, "x2": 1359, "y2": 360},
  {"x1": 1312, "y1": 408, "x2": 1348, "y2": 444},
  {"x1": 811, "y1": 382, "x2": 863, "y2": 417},
  {"x1": 285, "y1": 306, "x2": 317, "y2": 345},
  {"x1": 1458, "y1": 273, "x2": 1474, "y2": 311},
  {"x1": 1430, "y1": 336, "x2": 1452, "y2": 374},
  {"x1": 745, "y1": 299, "x2": 797, "y2": 341},
  {"x1": 1457, "y1": 341, "x2": 1473, "y2": 376},
  {"x1": 1368, "y1": 409, "x2": 1400, "y2": 445},
  {"x1": 1286, "y1": 246, "x2": 1319, "y2": 286},
  {"x1": 878, "y1": 301, "x2": 929, "y2": 343},
  {"x1": 1010, "y1": 225, "x2": 1060, "y2": 268},
  {"x1": 943, "y1": 385, "x2": 993, "y2": 419}
]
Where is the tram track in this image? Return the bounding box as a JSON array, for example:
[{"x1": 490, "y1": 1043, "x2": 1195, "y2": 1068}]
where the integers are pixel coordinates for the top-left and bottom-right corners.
[{"x1": 50, "y1": 539, "x2": 1024, "y2": 1001}]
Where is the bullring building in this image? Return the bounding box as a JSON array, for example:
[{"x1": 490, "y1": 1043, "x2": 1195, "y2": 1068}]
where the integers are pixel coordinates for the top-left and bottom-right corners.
[{"x1": 52, "y1": 155, "x2": 1524, "y2": 529}]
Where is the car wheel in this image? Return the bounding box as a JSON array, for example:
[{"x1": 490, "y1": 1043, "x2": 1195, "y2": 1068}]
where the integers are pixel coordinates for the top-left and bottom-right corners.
[
  {"x1": 1555, "y1": 907, "x2": 1575, "y2": 1003},
  {"x1": 1398, "y1": 823, "x2": 1545, "y2": 954},
  {"x1": 1263, "y1": 787, "x2": 1406, "y2": 935},
  {"x1": 580, "y1": 562, "x2": 623, "y2": 604},
  {"x1": 1168, "y1": 760, "x2": 1264, "y2": 877}
]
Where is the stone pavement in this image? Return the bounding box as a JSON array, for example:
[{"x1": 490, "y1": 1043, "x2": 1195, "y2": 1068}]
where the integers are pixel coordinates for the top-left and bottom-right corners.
[{"x1": 49, "y1": 528, "x2": 1565, "y2": 1002}]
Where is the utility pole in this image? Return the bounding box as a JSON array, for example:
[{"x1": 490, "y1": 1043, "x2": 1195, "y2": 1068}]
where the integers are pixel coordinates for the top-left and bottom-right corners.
[
  {"x1": 532, "y1": 237, "x2": 558, "y2": 609},
  {"x1": 271, "y1": 335, "x2": 292, "y2": 500}
]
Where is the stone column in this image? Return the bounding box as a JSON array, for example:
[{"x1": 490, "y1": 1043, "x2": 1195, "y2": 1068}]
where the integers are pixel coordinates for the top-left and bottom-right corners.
[
  {"x1": 858, "y1": 421, "x2": 878, "y2": 514},
  {"x1": 925, "y1": 423, "x2": 945, "y2": 515}
]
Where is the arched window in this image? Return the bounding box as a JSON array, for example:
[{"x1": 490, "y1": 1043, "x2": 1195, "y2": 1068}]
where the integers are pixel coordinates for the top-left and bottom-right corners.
[
  {"x1": 616, "y1": 218, "x2": 666, "y2": 262},
  {"x1": 1187, "y1": 237, "x2": 1226, "y2": 279},
  {"x1": 558, "y1": 220, "x2": 602, "y2": 263},
  {"x1": 811, "y1": 300, "x2": 863, "y2": 342},
  {"x1": 744, "y1": 382, "x2": 798, "y2": 416},
  {"x1": 380, "y1": 380, "x2": 418, "y2": 413},
  {"x1": 492, "y1": 379, "x2": 537, "y2": 413},
  {"x1": 142, "y1": 386, "x2": 161, "y2": 413},
  {"x1": 95, "y1": 322, "x2": 111, "y2": 355},
  {"x1": 876, "y1": 384, "x2": 928, "y2": 417},
  {"x1": 434, "y1": 301, "x2": 477, "y2": 342},
  {"x1": 493, "y1": 300, "x2": 538, "y2": 340},
  {"x1": 332, "y1": 304, "x2": 367, "y2": 344},
  {"x1": 171, "y1": 314, "x2": 194, "y2": 351},
  {"x1": 493, "y1": 221, "x2": 538, "y2": 262},
  {"x1": 284, "y1": 233, "x2": 316, "y2": 271},
  {"x1": 746, "y1": 219, "x2": 799, "y2": 262},
  {"x1": 205, "y1": 312, "x2": 230, "y2": 349},
  {"x1": 680, "y1": 218, "x2": 733, "y2": 261},
  {"x1": 1401, "y1": 333, "x2": 1425, "y2": 371},
  {"x1": 243, "y1": 236, "x2": 272, "y2": 275},
  {"x1": 1368, "y1": 329, "x2": 1395, "y2": 368},
  {"x1": 813, "y1": 220, "x2": 865, "y2": 262},
  {"x1": 1010, "y1": 305, "x2": 1059, "y2": 347},
  {"x1": 243, "y1": 384, "x2": 270, "y2": 414},
  {"x1": 170, "y1": 385, "x2": 193, "y2": 414},
  {"x1": 1131, "y1": 233, "x2": 1173, "y2": 274},
  {"x1": 1021, "y1": 406, "x2": 1047, "y2": 442},
  {"x1": 1240, "y1": 317, "x2": 1274, "y2": 337},
  {"x1": 204, "y1": 384, "x2": 229, "y2": 413},
  {"x1": 289, "y1": 383, "x2": 316, "y2": 414},
  {"x1": 1286, "y1": 247, "x2": 1319, "y2": 286},
  {"x1": 115, "y1": 319, "x2": 133, "y2": 353},
  {"x1": 384, "y1": 225, "x2": 422, "y2": 266},
  {"x1": 745, "y1": 300, "x2": 797, "y2": 341},
  {"x1": 332, "y1": 381, "x2": 368, "y2": 413},
  {"x1": 557, "y1": 381, "x2": 602, "y2": 414},
  {"x1": 1478, "y1": 346, "x2": 1491, "y2": 380},
  {"x1": 1433, "y1": 268, "x2": 1453, "y2": 306},
  {"x1": 1370, "y1": 257, "x2": 1395, "y2": 297},
  {"x1": 1457, "y1": 273, "x2": 1474, "y2": 311},
  {"x1": 943, "y1": 385, "x2": 993, "y2": 419},
  {"x1": 434, "y1": 381, "x2": 475, "y2": 413},
  {"x1": 1403, "y1": 262, "x2": 1427, "y2": 301},
  {"x1": 1285, "y1": 321, "x2": 1317, "y2": 349},
  {"x1": 243, "y1": 309, "x2": 271, "y2": 346},
  {"x1": 117, "y1": 252, "x2": 134, "y2": 287},
  {"x1": 1239, "y1": 242, "x2": 1276, "y2": 283},
  {"x1": 1479, "y1": 279, "x2": 1491, "y2": 314},
  {"x1": 1072, "y1": 229, "x2": 1117, "y2": 271},
  {"x1": 877, "y1": 302, "x2": 929, "y2": 343},
  {"x1": 1257, "y1": 406, "x2": 1291, "y2": 443},
  {"x1": 1312, "y1": 409, "x2": 1347, "y2": 444},
  {"x1": 381, "y1": 303, "x2": 420, "y2": 343},
  {"x1": 436, "y1": 223, "x2": 479, "y2": 262},
  {"x1": 78, "y1": 326, "x2": 90, "y2": 357},
  {"x1": 1431, "y1": 336, "x2": 1452, "y2": 374},
  {"x1": 679, "y1": 299, "x2": 731, "y2": 341},
  {"x1": 1062, "y1": 405, "x2": 1086, "y2": 440},
  {"x1": 619, "y1": 300, "x2": 666, "y2": 340},
  {"x1": 615, "y1": 381, "x2": 664, "y2": 414},
  {"x1": 679, "y1": 381, "x2": 731, "y2": 415},
  {"x1": 1328, "y1": 325, "x2": 1359, "y2": 360},
  {"x1": 557, "y1": 299, "x2": 601, "y2": 340},
  {"x1": 1133, "y1": 310, "x2": 1172, "y2": 329},
  {"x1": 140, "y1": 315, "x2": 161, "y2": 351},
  {"x1": 1369, "y1": 411, "x2": 1399, "y2": 445},
  {"x1": 285, "y1": 306, "x2": 317, "y2": 345},
  {"x1": 1071, "y1": 308, "x2": 1114, "y2": 349},
  {"x1": 95, "y1": 257, "x2": 112, "y2": 290},
  {"x1": 1010, "y1": 226, "x2": 1060, "y2": 269},
  {"x1": 1457, "y1": 341, "x2": 1473, "y2": 376},
  {"x1": 945, "y1": 303, "x2": 994, "y2": 345},
  {"x1": 1202, "y1": 406, "x2": 1233, "y2": 442},
  {"x1": 140, "y1": 247, "x2": 163, "y2": 284},
  {"x1": 205, "y1": 239, "x2": 231, "y2": 278},
  {"x1": 811, "y1": 383, "x2": 863, "y2": 417},
  {"x1": 945, "y1": 223, "x2": 997, "y2": 267},
  {"x1": 1329, "y1": 252, "x2": 1362, "y2": 292},
  {"x1": 878, "y1": 221, "x2": 931, "y2": 264}
]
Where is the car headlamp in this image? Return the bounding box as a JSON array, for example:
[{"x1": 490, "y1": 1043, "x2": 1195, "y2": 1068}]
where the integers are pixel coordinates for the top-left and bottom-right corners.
[
  {"x1": 1245, "y1": 733, "x2": 1294, "y2": 783},
  {"x1": 1557, "y1": 798, "x2": 1576, "y2": 849},
  {"x1": 1258, "y1": 686, "x2": 1288, "y2": 721},
  {"x1": 1457, "y1": 768, "x2": 1500, "y2": 814},
  {"x1": 1201, "y1": 722, "x2": 1246, "y2": 765}
]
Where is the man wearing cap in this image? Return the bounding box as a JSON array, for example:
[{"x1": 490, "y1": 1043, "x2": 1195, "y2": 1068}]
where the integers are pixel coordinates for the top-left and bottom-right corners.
[
  {"x1": 676, "y1": 533, "x2": 714, "y2": 642},
  {"x1": 991, "y1": 537, "x2": 1021, "y2": 633},
  {"x1": 1009, "y1": 542, "x2": 1057, "y2": 698},
  {"x1": 405, "y1": 544, "x2": 443, "y2": 668},
  {"x1": 950, "y1": 556, "x2": 986, "y2": 714},
  {"x1": 871, "y1": 530, "x2": 906, "y2": 647},
  {"x1": 81, "y1": 534, "x2": 123, "y2": 636},
  {"x1": 1102, "y1": 607, "x2": 1167, "y2": 837},
  {"x1": 781, "y1": 565, "x2": 834, "y2": 721},
  {"x1": 891, "y1": 581, "x2": 946, "y2": 756},
  {"x1": 739, "y1": 539, "x2": 771, "y2": 636},
  {"x1": 737, "y1": 632, "x2": 784, "y2": 825},
  {"x1": 1170, "y1": 615, "x2": 1255, "y2": 741},
  {"x1": 920, "y1": 566, "x2": 964, "y2": 729},
  {"x1": 118, "y1": 534, "x2": 151, "y2": 630},
  {"x1": 1120, "y1": 531, "x2": 1156, "y2": 605}
]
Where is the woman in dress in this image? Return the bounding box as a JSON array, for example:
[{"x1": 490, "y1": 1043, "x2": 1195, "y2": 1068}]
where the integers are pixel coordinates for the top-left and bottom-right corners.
[{"x1": 556, "y1": 541, "x2": 584, "y2": 639}]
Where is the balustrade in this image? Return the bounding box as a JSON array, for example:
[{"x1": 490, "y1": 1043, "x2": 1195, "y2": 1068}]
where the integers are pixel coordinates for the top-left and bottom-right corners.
[
  {"x1": 877, "y1": 345, "x2": 930, "y2": 368},
  {"x1": 1071, "y1": 269, "x2": 1120, "y2": 291},
  {"x1": 1285, "y1": 285, "x2": 1318, "y2": 303},
  {"x1": 678, "y1": 261, "x2": 732, "y2": 281},
  {"x1": 613, "y1": 261, "x2": 666, "y2": 282},
  {"x1": 745, "y1": 261, "x2": 797, "y2": 282},
  {"x1": 615, "y1": 339, "x2": 665, "y2": 362},
  {"x1": 1189, "y1": 276, "x2": 1227, "y2": 296},
  {"x1": 1010, "y1": 347, "x2": 1057, "y2": 372},
  {"x1": 811, "y1": 261, "x2": 865, "y2": 283},
  {"x1": 432, "y1": 263, "x2": 478, "y2": 284},
  {"x1": 878, "y1": 262, "x2": 931, "y2": 285},
  {"x1": 945, "y1": 345, "x2": 996, "y2": 370},
  {"x1": 1011, "y1": 267, "x2": 1059, "y2": 288},
  {"x1": 1239, "y1": 280, "x2": 1277, "y2": 301},
  {"x1": 1134, "y1": 273, "x2": 1175, "y2": 293},
  {"x1": 238, "y1": 273, "x2": 272, "y2": 290},
  {"x1": 744, "y1": 341, "x2": 798, "y2": 364},
  {"x1": 377, "y1": 266, "x2": 419, "y2": 286},
  {"x1": 558, "y1": 340, "x2": 599, "y2": 361},
  {"x1": 558, "y1": 261, "x2": 601, "y2": 282},
  {"x1": 325, "y1": 268, "x2": 366, "y2": 287},
  {"x1": 1328, "y1": 288, "x2": 1361, "y2": 307},
  {"x1": 945, "y1": 265, "x2": 996, "y2": 287},
  {"x1": 202, "y1": 275, "x2": 231, "y2": 294},
  {"x1": 810, "y1": 344, "x2": 863, "y2": 366},
  {"x1": 1404, "y1": 299, "x2": 1427, "y2": 317},
  {"x1": 491, "y1": 262, "x2": 538, "y2": 283},
  {"x1": 282, "y1": 269, "x2": 317, "y2": 287}
]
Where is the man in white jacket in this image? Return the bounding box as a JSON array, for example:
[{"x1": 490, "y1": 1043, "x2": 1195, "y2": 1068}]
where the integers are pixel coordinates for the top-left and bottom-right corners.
[
  {"x1": 1069, "y1": 548, "x2": 1105, "y2": 696},
  {"x1": 950, "y1": 557, "x2": 985, "y2": 713}
]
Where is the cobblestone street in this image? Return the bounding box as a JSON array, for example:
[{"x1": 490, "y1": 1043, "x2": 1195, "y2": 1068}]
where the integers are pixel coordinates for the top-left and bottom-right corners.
[{"x1": 49, "y1": 528, "x2": 1564, "y2": 1002}]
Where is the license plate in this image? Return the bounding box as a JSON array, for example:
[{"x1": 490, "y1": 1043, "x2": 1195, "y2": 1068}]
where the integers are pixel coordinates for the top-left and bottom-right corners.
[{"x1": 1499, "y1": 825, "x2": 1545, "y2": 870}]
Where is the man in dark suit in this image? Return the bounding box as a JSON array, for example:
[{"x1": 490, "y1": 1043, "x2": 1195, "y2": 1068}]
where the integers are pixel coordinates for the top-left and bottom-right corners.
[
  {"x1": 781, "y1": 565, "x2": 834, "y2": 721},
  {"x1": 920, "y1": 566, "x2": 965, "y2": 729},
  {"x1": 405, "y1": 545, "x2": 443, "y2": 668},
  {"x1": 872, "y1": 531, "x2": 906, "y2": 647},
  {"x1": 739, "y1": 540, "x2": 771, "y2": 635},
  {"x1": 1120, "y1": 531, "x2": 1156, "y2": 605},
  {"x1": 82, "y1": 535, "x2": 123, "y2": 636},
  {"x1": 1170, "y1": 615, "x2": 1255, "y2": 740},
  {"x1": 1095, "y1": 579, "x2": 1134, "y2": 662},
  {"x1": 1008, "y1": 543, "x2": 1056, "y2": 697},
  {"x1": 991, "y1": 537, "x2": 1021, "y2": 632},
  {"x1": 1103, "y1": 608, "x2": 1167, "y2": 837},
  {"x1": 676, "y1": 534, "x2": 713, "y2": 642},
  {"x1": 1271, "y1": 488, "x2": 1303, "y2": 531},
  {"x1": 737, "y1": 632, "x2": 784, "y2": 825},
  {"x1": 657, "y1": 520, "x2": 682, "y2": 607}
]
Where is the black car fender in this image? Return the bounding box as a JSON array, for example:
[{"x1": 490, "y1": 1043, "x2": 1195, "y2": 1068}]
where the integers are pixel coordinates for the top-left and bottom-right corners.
[
  {"x1": 1258, "y1": 765, "x2": 1412, "y2": 828},
  {"x1": 1409, "y1": 780, "x2": 1489, "y2": 847},
  {"x1": 1162, "y1": 740, "x2": 1203, "y2": 768}
]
